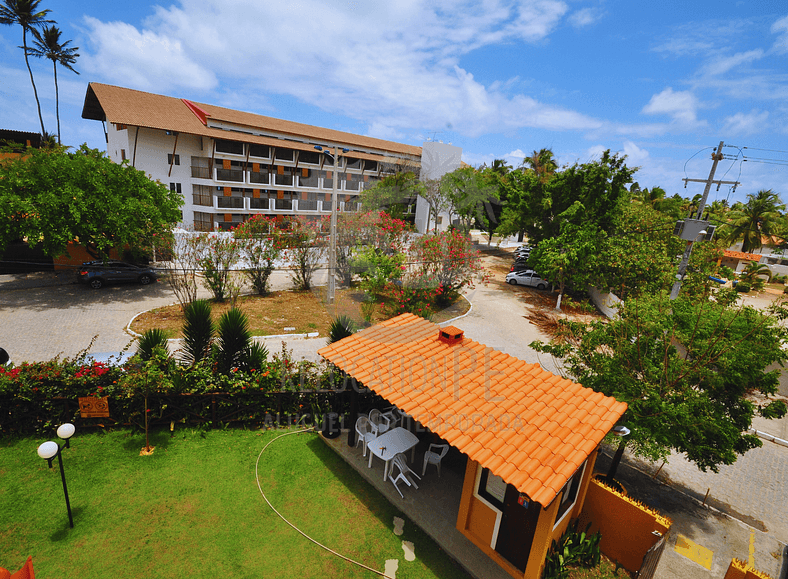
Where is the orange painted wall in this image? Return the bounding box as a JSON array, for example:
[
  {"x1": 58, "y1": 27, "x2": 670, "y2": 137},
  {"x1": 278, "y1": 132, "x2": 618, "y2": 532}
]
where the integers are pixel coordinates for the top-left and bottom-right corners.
[
  {"x1": 578, "y1": 478, "x2": 671, "y2": 573},
  {"x1": 724, "y1": 558, "x2": 775, "y2": 579},
  {"x1": 52, "y1": 243, "x2": 121, "y2": 270}
]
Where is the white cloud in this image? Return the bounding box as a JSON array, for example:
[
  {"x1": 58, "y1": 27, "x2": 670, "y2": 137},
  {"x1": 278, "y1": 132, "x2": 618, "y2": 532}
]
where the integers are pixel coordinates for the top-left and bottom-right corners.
[
  {"x1": 78, "y1": 0, "x2": 598, "y2": 139},
  {"x1": 702, "y1": 49, "x2": 763, "y2": 76},
  {"x1": 771, "y1": 14, "x2": 788, "y2": 54},
  {"x1": 642, "y1": 88, "x2": 703, "y2": 127},
  {"x1": 721, "y1": 109, "x2": 769, "y2": 136},
  {"x1": 80, "y1": 16, "x2": 217, "y2": 92},
  {"x1": 621, "y1": 141, "x2": 649, "y2": 165},
  {"x1": 568, "y1": 7, "x2": 602, "y2": 29}
]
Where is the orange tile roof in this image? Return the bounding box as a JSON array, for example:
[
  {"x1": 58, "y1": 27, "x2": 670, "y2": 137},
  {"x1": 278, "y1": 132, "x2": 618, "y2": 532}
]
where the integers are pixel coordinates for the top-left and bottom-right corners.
[
  {"x1": 82, "y1": 83, "x2": 421, "y2": 162},
  {"x1": 318, "y1": 313, "x2": 627, "y2": 506}
]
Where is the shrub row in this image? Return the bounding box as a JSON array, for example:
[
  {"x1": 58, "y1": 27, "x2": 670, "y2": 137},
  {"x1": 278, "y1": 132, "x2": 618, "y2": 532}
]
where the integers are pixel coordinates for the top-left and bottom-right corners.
[{"x1": 0, "y1": 355, "x2": 371, "y2": 436}]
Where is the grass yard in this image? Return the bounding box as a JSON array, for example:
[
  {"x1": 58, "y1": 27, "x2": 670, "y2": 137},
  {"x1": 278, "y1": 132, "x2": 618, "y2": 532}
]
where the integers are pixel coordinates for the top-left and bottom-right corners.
[
  {"x1": 130, "y1": 288, "x2": 471, "y2": 339},
  {"x1": 0, "y1": 428, "x2": 467, "y2": 579}
]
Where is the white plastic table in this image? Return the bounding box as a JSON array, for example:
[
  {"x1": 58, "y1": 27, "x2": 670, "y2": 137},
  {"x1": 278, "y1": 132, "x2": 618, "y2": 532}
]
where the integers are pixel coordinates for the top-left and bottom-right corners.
[{"x1": 367, "y1": 427, "x2": 419, "y2": 481}]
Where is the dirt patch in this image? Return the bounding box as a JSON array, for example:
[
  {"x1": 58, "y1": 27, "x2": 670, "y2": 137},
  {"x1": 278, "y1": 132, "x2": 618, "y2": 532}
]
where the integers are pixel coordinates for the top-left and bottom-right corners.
[
  {"x1": 477, "y1": 249, "x2": 604, "y2": 339},
  {"x1": 130, "y1": 287, "x2": 471, "y2": 338}
]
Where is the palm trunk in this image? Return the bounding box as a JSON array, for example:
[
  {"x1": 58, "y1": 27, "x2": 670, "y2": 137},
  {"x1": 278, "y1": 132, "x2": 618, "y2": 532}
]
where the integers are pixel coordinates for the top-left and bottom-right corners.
[
  {"x1": 22, "y1": 28, "x2": 46, "y2": 136},
  {"x1": 53, "y1": 61, "x2": 60, "y2": 144}
]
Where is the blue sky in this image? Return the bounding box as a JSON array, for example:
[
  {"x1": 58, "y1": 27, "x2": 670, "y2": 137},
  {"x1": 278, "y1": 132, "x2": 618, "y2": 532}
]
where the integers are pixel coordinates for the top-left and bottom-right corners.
[{"x1": 1, "y1": 0, "x2": 787, "y2": 206}]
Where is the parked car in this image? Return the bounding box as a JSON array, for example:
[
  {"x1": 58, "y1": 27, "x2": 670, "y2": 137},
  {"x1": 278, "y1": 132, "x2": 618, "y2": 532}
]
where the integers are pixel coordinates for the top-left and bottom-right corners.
[
  {"x1": 77, "y1": 260, "x2": 158, "y2": 289},
  {"x1": 505, "y1": 269, "x2": 548, "y2": 290},
  {"x1": 515, "y1": 244, "x2": 532, "y2": 257},
  {"x1": 510, "y1": 261, "x2": 530, "y2": 272}
]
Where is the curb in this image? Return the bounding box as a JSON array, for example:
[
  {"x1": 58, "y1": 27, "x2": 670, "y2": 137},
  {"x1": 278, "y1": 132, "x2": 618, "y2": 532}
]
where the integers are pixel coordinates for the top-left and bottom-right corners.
[
  {"x1": 749, "y1": 428, "x2": 788, "y2": 448},
  {"x1": 125, "y1": 303, "x2": 320, "y2": 341}
]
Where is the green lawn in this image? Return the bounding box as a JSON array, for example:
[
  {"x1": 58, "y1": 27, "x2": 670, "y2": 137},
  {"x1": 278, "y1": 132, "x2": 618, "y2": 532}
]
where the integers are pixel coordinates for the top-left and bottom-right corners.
[{"x1": 0, "y1": 427, "x2": 466, "y2": 579}]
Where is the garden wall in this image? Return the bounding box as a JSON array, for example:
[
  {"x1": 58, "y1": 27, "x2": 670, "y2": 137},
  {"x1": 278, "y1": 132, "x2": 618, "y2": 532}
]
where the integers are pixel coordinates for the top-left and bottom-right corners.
[
  {"x1": 724, "y1": 558, "x2": 775, "y2": 579},
  {"x1": 577, "y1": 477, "x2": 671, "y2": 573}
]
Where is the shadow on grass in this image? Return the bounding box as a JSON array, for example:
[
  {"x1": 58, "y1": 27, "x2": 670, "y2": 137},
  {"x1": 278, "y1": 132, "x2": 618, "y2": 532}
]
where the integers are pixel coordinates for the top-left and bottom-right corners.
[
  {"x1": 301, "y1": 434, "x2": 472, "y2": 579},
  {"x1": 119, "y1": 429, "x2": 173, "y2": 453},
  {"x1": 49, "y1": 505, "x2": 86, "y2": 542}
]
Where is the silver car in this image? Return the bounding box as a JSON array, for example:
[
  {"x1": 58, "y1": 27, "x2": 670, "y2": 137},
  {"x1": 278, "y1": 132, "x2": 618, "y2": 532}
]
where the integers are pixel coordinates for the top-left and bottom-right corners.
[{"x1": 505, "y1": 269, "x2": 548, "y2": 290}]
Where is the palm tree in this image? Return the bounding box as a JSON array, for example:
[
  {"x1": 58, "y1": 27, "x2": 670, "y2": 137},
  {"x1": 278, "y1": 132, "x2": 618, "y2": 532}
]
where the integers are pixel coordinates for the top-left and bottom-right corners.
[
  {"x1": 721, "y1": 190, "x2": 785, "y2": 253},
  {"x1": 740, "y1": 261, "x2": 772, "y2": 285},
  {"x1": 28, "y1": 24, "x2": 79, "y2": 144},
  {"x1": 521, "y1": 148, "x2": 557, "y2": 183},
  {"x1": 0, "y1": 0, "x2": 53, "y2": 136}
]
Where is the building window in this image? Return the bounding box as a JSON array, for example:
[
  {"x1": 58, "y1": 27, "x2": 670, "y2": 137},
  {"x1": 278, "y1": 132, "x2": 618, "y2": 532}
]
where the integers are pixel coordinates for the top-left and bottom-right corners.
[
  {"x1": 121, "y1": 149, "x2": 126, "y2": 161},
  {"x1": 168, "y1": 153, "x2": 180, "y2": 166},
  {"x1": 274, "y1": 148, "x2": 295, "y2": 163},
  {"x1": 298, "y1": 150, "x2": 321, "y2": 165},
  {"x1": 192, "y1": 185, "x2": 212, "y2": 206},
  {"x1": 216, "y1": 139, "x2": 244, "y2": 155},
  {"x1": 299, "y1": 169, "x2": 319, "y2": 188},
  {"x1": 194, "y1": 212, "x2": 213, "y2": 232},
  {"x1": 191, "y1": 157, "x2": 211, "y2": 179},
  {"x1": 477, "y1": 468, "x2": 507, "y2": 511},
  {"x1": 217, "y1": 196, "x2": 244, "y2": 209},
  {"x1": 249, "y1": 144, "x2": 270, "y2": 159},
  {"x1": 169, "y1": 182, "x2": 182, "y2": 194},
  {"x1": 345, "y1": 157, "x2": 362, "y2": 170},
  {"x1": 274, "y1": 168, "x2": 294, "y2": 186},
  {"x1": 298, "y1": 192, "x2": 319, "y2": 211},
  {"x1": 553, "y1": 461, "x2": 587, "y2": 528},
  {"x1": 217, "y1": 160, "x2": 245, "y2": 183},
  {"x1": 250, "y1": 164, "x2": 271, "y2": 185},
  {"x1": 363, "y1": 159, "x2": 378, "y2": 172},
  {"x1": 275, "y1": 191, "x2": 295, "y2": 210}
]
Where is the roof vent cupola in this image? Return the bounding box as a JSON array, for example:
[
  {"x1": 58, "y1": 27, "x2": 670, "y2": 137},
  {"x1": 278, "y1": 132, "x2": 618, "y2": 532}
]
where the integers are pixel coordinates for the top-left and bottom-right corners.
[{"x1": 438, "y1": 326, "x2": 464, "y2": 345}]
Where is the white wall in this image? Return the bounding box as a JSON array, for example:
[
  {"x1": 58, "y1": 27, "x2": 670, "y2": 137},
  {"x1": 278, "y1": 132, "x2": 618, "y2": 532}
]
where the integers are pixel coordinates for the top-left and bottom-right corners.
[{"x1": 415, "y1": 141, "x2": 462, "y2": 233}]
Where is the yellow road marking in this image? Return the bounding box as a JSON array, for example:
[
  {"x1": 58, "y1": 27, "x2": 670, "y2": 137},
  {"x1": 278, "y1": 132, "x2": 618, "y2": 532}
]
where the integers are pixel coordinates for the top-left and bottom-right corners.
[
  {"x1": 749, "y1": 529, "x2": 755, "y2": 567},
  {"x1": 674, "y1": 534, "x2": 713, "y2": 570}
]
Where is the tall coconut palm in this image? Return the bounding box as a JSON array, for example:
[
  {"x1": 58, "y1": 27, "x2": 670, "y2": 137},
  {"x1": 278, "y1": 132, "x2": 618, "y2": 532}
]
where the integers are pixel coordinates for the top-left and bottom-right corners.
[
  {"x1": 28, "y1": 24, "x2": 79, "y2": 144},
  {"x1": 521, "y1": 148, "x2": 558, "y2": 183},
  {"x1": 721, "y1": 189, "x2": 785, "y2": 253},
  {"x1": 0, "y1": 0, "x2": 53, "y2": 136}
]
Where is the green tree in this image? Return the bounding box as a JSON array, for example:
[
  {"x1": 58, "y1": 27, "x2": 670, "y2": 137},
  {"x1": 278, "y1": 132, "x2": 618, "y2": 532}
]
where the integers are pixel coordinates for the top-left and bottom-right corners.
[
  {"x1": 440, "y1": 166, "x2": 498, "y2": 234},
  {"x1": 27, "y1": 24, "x2": 79, "y2": 145},
  {"x1": 233, "y1": 215, "x2": 285, "y2": 295},
  {"x1": 281, "y1": 217, "x2": 325, "y2": 291},
  {"x1": 361, "y1": 171, "x2": 424, "y2": 220},
  {"x1": 0, "y1": 0, "x2": 52, "y2": 136},
  {"x1": 0, "y1": 145, "x2": 183, "y2": 258},
  {"x1": 524, "y1": 151, "x2": 637, "y2": 307},
  {"x1": 532, "y1": 291, "x2": 788, "y2": 471},
  {"x1": 739, "y1": 261, "x2": 772, "y2": 284},
  {"x1": 720, "y1": 189, "x2": 785, "y2": 253}
]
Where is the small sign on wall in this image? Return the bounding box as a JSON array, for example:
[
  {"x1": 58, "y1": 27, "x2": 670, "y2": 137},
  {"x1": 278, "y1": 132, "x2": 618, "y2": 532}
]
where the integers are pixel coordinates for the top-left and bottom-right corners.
[{"x1": 79, "y1": 396, "x2": 110, "y2": 418}]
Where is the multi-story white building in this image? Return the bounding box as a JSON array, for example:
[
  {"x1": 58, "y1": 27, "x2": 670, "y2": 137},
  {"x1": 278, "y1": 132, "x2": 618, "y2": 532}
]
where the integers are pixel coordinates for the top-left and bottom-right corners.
[{"x1": 81, "y1": 83, "x2": 425, "y2": 231}]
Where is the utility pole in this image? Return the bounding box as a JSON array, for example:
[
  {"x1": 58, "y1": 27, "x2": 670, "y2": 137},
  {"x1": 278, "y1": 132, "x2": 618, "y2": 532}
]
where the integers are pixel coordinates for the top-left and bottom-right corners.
[{"x1": 669, "y1": 141, "x2": 740, "y2": 300}]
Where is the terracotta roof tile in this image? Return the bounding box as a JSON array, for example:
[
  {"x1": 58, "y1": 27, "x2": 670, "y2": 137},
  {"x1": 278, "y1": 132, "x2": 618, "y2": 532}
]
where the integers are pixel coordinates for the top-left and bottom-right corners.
[{"x1": 319, "y1": 313, "x2": 626, "y2": 506}]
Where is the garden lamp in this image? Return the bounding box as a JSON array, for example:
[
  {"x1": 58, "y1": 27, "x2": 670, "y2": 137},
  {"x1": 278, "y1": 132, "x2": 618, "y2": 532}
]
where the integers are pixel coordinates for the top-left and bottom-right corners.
[
  {"x1": 605, "y1": 425, "x2": 630, "y2": 483},
  {"x1": 37, "y1": 423, "x2": 76, "y2": 528}
]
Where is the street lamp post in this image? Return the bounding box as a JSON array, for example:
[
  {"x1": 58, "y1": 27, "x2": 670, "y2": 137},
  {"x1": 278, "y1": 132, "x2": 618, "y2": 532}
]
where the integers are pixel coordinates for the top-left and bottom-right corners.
[
  {"x1": 315, "y1": 145, "x2": 349, "y2": 305},
  {"x1": 605, "y1": 425, "x2": 630, "y2": 483},
  {"x1": 37, "y1": 423, "x2": 76, "y2": 528}
]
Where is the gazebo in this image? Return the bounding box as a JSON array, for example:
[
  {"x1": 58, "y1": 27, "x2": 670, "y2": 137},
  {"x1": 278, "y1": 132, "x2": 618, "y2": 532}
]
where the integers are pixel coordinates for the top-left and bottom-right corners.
[{"x1": 318, "y1": 313, "x2": 627, "y2": 579}]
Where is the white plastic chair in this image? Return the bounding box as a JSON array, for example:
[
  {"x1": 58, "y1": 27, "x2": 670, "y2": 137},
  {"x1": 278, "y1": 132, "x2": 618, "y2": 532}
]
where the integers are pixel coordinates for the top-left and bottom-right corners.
[
  {"x1": 355, "y1": 416, "x2": 378, "y2": 458},
  {"x1": 368, "y1": 409, "x2": 392, "y2": 434},
  {"x1": 390, "y1": 454, "x2": 420, "y2": 498},
  {"x1": 421, "y1": 443, "x2": 450, "y2": 477},
  {"x1": 392, "y1": 453, "x2": 420, "y2": 489}
]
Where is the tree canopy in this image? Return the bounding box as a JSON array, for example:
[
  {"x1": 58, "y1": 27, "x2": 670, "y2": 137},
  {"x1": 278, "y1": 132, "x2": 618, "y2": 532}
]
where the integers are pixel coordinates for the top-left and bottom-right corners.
[
  {"x1": 533, "y1": 291, "x2": 788, "y2": 471},
  {"x1": 0, "y1": 144, "x2": 183, "y2": 258}
]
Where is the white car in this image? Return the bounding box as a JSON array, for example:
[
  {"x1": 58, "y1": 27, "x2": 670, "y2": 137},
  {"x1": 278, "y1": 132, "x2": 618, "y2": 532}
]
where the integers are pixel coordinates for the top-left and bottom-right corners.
[{"x1": 505, "y1": 270, "x2": 548, "y2": 290}]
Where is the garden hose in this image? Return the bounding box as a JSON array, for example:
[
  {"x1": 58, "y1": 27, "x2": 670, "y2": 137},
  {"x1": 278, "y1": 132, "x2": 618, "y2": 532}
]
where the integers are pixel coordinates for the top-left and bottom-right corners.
[{"x1": 255, "y1": 428, "x2": 388, "y2": 577}]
